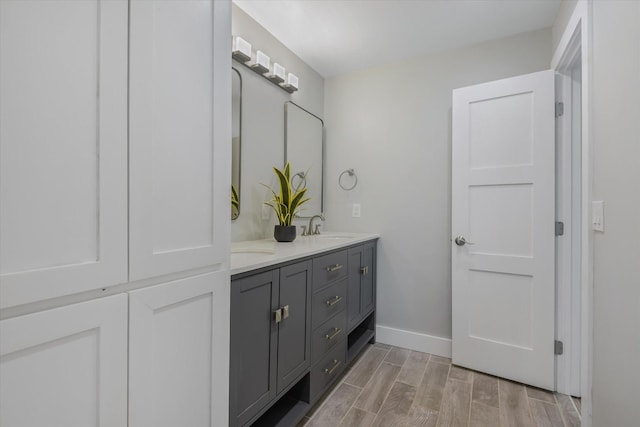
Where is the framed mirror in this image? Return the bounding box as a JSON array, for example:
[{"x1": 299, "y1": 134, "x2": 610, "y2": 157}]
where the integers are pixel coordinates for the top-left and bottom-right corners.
[
  {"x1": 285, "y1": 101, "x2": 324, "y2": 218},
  {"x1": 231, "y1": 67, "x2": 242, "y2": 219}
]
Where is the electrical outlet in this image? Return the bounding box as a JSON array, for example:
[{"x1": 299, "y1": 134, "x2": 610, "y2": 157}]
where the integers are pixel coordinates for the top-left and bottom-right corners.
[
  {"x1": 352, "y1": 203, "x2": 361, "y2": 218},
  {"x1": 592, "y1": 200, "x2": 604, "y2": 232}
]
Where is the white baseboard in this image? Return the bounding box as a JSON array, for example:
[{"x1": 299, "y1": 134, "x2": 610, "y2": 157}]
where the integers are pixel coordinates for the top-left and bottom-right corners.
[{"x1": 376, "y1": 325, "x2": 452, "y2": 358}]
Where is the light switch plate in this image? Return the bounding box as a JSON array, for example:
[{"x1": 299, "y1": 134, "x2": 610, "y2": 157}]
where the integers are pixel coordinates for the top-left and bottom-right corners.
[
  {"x1": 352, "y1": 203, "x2": 361, "y2": 218},
  {"x1": 592, "y1": 200, "x2": 604, "y2": 232}
]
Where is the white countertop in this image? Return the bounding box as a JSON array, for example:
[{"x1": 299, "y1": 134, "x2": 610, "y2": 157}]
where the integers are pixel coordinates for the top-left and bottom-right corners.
[{"x1": 231, "y1": 232, "x2": 379, "y2": 276}]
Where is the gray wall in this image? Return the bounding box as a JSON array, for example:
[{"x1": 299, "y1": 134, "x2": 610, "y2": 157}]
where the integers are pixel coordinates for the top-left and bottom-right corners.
[
  {"x1": 551, "y1": 0, "x2": 578, "y2": 54},
  {"x1": 231, "y1": 5, "x2": 324, "y2": 242},
  {"x1": 590, "y1": 1, "x2": 640, "y2": 423},
  {"x1": 323, "y1": 28, "x2": 552, "y2": 341}
]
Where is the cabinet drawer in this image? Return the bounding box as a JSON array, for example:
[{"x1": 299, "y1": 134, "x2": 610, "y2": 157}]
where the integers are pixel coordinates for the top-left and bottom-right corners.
[
  {"x1": 311, "y1": 310, "x2": 347, "y2": 364},
  {"x1": 312, "y1": 278, "x2": 347, "y2": 329},
  {"x1": 310, "y1": 339, "x2": 346, "y2": 401},
  {"x1": 312, "y1": 250, "x2": 348, "y2": 290}
]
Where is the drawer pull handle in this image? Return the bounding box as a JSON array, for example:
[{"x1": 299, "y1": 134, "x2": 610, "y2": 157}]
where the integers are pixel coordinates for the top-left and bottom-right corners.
[
  {"x1": 282, "y1": 305, "x2": 290, "y2": 320},
  {"x1": 325, "y1": 327, "x2": 342, "y2": 341},
  {"x1": 326, "y1": 264, "x2": 343, "y2": 272},
  {"x1": 325, "y1": 295, "x2": 342, "y2": 306},
  {"x1": 274, "y1": 308, "x2": 282, "y2": 323},
  {"x1": 360, "y1": 266, "x2": 369, "y2": 275},
  {"x1": 324, "y1": 359, "x2": 341, "y2": 375}
]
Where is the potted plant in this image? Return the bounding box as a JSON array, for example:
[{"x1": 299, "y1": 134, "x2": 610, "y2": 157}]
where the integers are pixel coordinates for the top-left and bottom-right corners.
[{"x1": 264, "y1": 162, "x2": 310, "y2": 242}]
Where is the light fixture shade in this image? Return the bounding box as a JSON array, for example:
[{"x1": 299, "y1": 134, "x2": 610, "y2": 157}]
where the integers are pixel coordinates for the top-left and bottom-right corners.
[
  {"x1": 286, "y1": 73, "x2": 299, "y2": 90},
  {"x1": 268, "y1": 63, "x2": 286, "y2": 83},
  {"x1": 232, "y1": 36, "x2": 251, "y2": 62},
  {"x1": 252, "y1": 50, "x2": 270, "y2": 74}
]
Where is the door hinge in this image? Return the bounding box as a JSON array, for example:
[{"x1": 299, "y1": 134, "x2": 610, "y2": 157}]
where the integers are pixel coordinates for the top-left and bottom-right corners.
[
  {"x1": 555, "y1": 221, "x2": 564, "y2": 236},
  {"x1": 554, "y1": 340, "x2": 564, "y2": 355},
  {"x1": 555, "y1": 102, "x2": 564, "y2": 118}
]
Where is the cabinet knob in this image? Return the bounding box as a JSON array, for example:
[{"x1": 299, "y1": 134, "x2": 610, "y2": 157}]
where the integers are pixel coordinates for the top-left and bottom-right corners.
[
  {"x1": 274, "y1": 308, "x2": 282, "y2": 323},
  {"x1": 360, "y1": 266, "x2": 369, "y2": 275},
  {"x1": 282, "y1": 305, "x2": 290, "y2": 320}
]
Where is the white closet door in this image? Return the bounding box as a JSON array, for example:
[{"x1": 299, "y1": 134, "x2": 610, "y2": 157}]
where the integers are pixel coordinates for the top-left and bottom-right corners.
[
  {"x1": 129, "y1": 0, "x2": 231, "y2": 281},
  {"x1": 128, "y1": 270, "x2": 230, "y2": 427},
  {"x1": 0, "y1": 294, "x2": 128, "y2": 427},
  {"x1": 0, "y1": 0, "x2": 128, "y2": 308}
]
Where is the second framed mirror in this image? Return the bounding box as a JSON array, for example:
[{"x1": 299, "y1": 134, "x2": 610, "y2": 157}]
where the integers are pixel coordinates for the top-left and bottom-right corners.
[{"x1": 284, "y1": 101, "x2": 324, "y2": 218}]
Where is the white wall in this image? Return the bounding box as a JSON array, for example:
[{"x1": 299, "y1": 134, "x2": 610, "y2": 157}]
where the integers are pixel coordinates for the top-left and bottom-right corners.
[
  {"x1": 590, "y1": 1, "x2": 640, "y2": 423},
  {"x1": 323, "y1": 29, "x2": 552, "y2": 348},
  {"x1": 231, "y1": 5, "x2": 324, "y2": 242}
]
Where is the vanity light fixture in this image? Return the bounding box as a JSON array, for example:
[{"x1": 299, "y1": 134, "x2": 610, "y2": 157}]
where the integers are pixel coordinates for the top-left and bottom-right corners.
[
  {"x1": 231, "y1": 36, "x2": 299, "y2": 94},
  {"x1": 252, "y1": 50, "x2": 270, "y2": 74},
  {"x1": 267, "y1": 63, "x2": 286, "y2": 84},
  {"x1": 232, "y1": 36, "x2": 251, "y2": 62},
  {"x1": 282, "y1": 73, "x2": 299, "y2": 93}
]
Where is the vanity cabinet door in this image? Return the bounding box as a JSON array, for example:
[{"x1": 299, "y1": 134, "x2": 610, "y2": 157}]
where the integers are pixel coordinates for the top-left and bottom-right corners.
[
  {"x1": 360, "y1": 242, "x2": 376, "y2": 318},
  {"x1": 129, "y1": 0, "x2": 230, "y2": 281},
  {"x1": 0, "y1": 0, "x2": 128, "y2": 309},
  {"x1": 230, "y1": 270, "x2": 279, "y2": 426},
  {"x1": 277, "y1": 261, "x2": 312, "y2": 394},
  {"x1": 347, "y1": 247, "x2": 363, "y2": 331},
  {"x1": 0, "y1": 295, "x2": 128, "y2": 427},
  {"x1": 347, "y1": 242, "x2": 377, "y2": 331}
]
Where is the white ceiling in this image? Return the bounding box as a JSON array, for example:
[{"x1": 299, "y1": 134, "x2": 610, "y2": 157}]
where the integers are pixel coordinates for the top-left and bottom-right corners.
[{"x1": 233, "y1": 0, "x2": 561, "y2": 78}]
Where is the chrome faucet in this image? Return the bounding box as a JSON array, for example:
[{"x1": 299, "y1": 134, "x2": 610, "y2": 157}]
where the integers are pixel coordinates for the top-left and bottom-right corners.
[{"x1": 304, "y1": 214, "x2": 325, "y2": 236}]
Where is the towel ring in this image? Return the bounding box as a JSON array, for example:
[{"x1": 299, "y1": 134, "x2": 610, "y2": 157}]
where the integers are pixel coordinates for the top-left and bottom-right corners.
[
  {"x1": 339, "y1": 169, "x2": 358, "y2": 191},
  {"x1": 291, "y1": 171, "x2": 307, "y2": 191}
]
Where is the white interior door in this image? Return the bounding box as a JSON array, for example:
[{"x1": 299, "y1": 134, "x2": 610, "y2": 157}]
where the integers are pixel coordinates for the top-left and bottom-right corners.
[{"x1": 452, "y1": 70, "x2": 555, "y2": 390}]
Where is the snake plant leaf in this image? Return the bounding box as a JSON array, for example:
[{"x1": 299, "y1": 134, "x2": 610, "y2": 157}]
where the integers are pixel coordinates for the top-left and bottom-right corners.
[
  {"x1": 289, "y1": 187, "x2": 308, "y2": 216},
  {"x1": 284, "y1": 162, "x2": 291, "y2": 181},
  {"x1": 231, "y1": 185, "x2": 239, "y2": 208},
  {"x1": 273, "y1": 166, "x2": 291, "y2": 209}
]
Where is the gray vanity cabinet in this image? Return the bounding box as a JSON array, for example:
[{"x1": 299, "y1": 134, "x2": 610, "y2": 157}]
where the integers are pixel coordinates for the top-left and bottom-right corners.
[
  {"x1": 229, "y1": 239, "x2": 377, "y2": 426},
  {"x1": 230, "y1": 260, "x2": 311, "y2": 427},
  {"x1": 347, "y1": 242, "x2": 376, "y2": 331}
]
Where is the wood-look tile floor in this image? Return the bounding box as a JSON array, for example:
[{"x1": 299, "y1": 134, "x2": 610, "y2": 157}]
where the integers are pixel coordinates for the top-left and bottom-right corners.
[{"x1": 299, "y1": 344, "x2": 581, "y2": 427}]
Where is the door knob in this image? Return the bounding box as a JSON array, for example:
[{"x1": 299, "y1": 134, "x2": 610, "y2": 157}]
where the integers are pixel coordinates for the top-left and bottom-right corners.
[{"x1": 454, "y1": 236, "x2": 475, "y2": 246}]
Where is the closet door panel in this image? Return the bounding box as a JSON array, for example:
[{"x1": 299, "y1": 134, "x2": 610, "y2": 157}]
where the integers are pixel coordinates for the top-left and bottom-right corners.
[
  {"x1": 0, "y1": 0, "x2": 128, "y2": 308},
  {"x1": 0, "y1": 294, "x2": 128, "y2": 426},
  {"x1": 128, "y1": 271, "x2": 229, "y2": 427},
  {"x1": 129, "y1": 0, "x2": 229, "y2": 280}
]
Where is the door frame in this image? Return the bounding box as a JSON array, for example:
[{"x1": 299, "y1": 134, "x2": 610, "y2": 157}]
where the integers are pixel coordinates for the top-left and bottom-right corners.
[{"x1": 551, "y1": 0, "x2": 592, "y2": 424}]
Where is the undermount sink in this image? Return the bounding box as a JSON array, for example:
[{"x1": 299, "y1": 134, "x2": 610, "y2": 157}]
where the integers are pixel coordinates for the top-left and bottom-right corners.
[
  {"x1": 309, "y1": 232, "x2": 358, "y2": 240},
  {"x1": 231, "y1": 246, "x2": 276, "y2": 255},
  {"x1": 231, "y1": 247, "x2": 276, "y2": 266}
]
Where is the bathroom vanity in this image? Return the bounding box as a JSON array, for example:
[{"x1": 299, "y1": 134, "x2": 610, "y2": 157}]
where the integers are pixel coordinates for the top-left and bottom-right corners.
[{"x1": 229, "y1": 233, "x2": 379, "y2": 427}]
